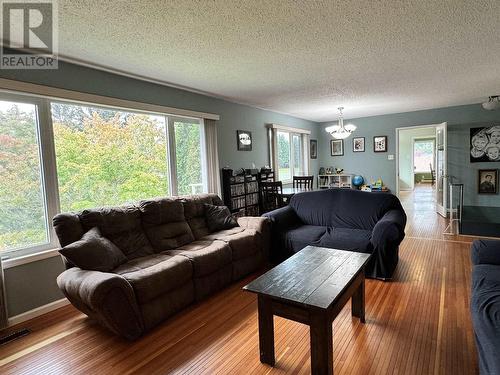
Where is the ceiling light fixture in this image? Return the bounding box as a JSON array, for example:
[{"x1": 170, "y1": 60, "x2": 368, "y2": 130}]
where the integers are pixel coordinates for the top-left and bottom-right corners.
[
  {"x1": 325, "y1": 107, "x2": 357, "y2": 139},
  {"x1": 482, "y1": 96, "x2": 500, "y2": 111}
]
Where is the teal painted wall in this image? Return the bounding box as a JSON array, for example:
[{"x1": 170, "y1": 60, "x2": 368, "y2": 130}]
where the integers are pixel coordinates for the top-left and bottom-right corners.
[
  {"x1": 319, "y1": 104, "x2": 500, "y2": 205},
  {"x1": 0, "y1": 62, "x2": 320, "y2": 317}
]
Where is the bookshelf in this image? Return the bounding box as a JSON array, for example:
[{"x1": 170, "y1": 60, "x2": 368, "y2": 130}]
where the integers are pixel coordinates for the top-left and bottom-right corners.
[
  {"x1": 318, "y1": 174, "x2": 352, "y2": 189},
  {"x1": 221, "y1": 169, "x2": 260, "y2": 216}
]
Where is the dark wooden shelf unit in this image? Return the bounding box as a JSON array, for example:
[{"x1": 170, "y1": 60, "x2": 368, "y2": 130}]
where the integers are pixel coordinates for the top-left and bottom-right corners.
[{"x1": 221, "y1": 169, "x2": 260, "y2": 216}]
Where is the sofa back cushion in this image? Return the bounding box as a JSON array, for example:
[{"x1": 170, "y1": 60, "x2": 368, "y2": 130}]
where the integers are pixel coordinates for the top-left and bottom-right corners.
[
  {"x1": 79, "y1": 205, "x2": 154, "y2": 260},
  {"x1": 290, "y1": 188, "x2": 403, "y2": 230},
  {"x1": 139, "y1": 197, "x2": 195, "y2": 251},
  {"x1": 182, "y1": 194, "x2": 224, "y2": 239}
]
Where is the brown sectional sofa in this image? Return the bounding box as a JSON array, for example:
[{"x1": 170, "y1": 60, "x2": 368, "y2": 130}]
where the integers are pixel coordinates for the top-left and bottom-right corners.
[{"x1": 54, "y1": 194, "x2": 269, "y2": 340}]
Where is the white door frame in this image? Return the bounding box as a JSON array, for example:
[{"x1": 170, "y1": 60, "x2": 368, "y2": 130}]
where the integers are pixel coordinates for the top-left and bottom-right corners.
[{"x1": 395, "y1": 123, "x2": 443, "y2": 197}]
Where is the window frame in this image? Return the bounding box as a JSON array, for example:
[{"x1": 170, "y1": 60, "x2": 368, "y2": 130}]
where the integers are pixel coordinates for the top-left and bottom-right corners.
[
  {"x1": 0, "y1": 90, "x2": 210, "y2": 260},
  {"x1": 273, "y1": 128, "x2": 308, "y2": 184},
  {"x1": 413, "y1": 138, "x2": 436, "y2": 173}
]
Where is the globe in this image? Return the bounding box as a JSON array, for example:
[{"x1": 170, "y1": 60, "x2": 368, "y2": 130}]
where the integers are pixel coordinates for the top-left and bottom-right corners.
[{"x1": 352, "y1": 175, "x2": 364, "y2": 187}]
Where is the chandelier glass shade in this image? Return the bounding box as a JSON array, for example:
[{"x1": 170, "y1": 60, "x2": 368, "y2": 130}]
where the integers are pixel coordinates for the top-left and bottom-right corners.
[{"x1": 325, "y1": 107, "x2": 357, "y2": 139}]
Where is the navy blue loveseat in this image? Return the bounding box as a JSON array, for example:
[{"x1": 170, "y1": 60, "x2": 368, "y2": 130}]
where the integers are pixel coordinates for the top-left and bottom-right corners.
[
  {"x1": 471, "y1": 239, "x2": 500, "y2": 375},
  {"x1": 263, "y1": 188, "x2": 407, "y2": 279}
]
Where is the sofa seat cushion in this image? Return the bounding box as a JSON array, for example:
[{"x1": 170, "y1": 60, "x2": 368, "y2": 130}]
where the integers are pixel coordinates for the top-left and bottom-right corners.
[
  {"x1": 139, "y1": 198, "x2": 194, "y2": 251},
  {"x1": 165, "y1": 240, "x2": 231, "y2": 277},
  {"x1": 202, "y1": 228, "x2": 260, "y2": 260},
  {"x1": 113, "y1": 254, "x2": 192, "y2": 304},
  {"x1": 471, "y1": 264, "x2": 500, "y2": 375},
  {"x1": 318, "y1": 227, "x2": 373, "y2": 254},
  {"x1": 284, "y1": 225, "x2": 327, "y2": 253}
]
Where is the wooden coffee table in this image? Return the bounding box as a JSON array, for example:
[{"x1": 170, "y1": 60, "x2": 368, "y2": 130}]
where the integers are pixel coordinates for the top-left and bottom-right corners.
[{"x1": 243, "y1": 246, "x2": 371, "y2": 375}]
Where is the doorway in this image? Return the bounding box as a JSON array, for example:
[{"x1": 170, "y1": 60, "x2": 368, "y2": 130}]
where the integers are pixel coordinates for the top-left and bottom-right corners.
[{"x1": 396, "y1": 123, "x2": 448, "y2": 217}]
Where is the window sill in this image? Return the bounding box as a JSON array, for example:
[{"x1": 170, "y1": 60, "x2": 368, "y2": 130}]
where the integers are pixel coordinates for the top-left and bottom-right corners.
[{"x1": 2, "y1": 248, "x2": 61, "y2": 269}]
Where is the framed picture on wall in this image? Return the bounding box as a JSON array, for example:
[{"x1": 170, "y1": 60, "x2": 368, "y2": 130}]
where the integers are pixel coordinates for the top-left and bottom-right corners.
[
  {"x1": 470, "y1": 125, "x2": 500, "y2": 162},
  {"x1": 330, "y1": 139, "x2": 344, "y2": 156},
  {"x1": 374, "y1": 136, "x2": 387, "y2": 152},
  {"x1": 478, "y1": 169, "x2": 498, "y2": 194},
  {"x1": 237, "y1": 130, "x2": 252, "y2": 151},
  {"x1": 353, "y1": 137, "x2": 365, "y2": 152},
  {"x1": 310, "y1": 139, "x2": 317, "y2": 159}
]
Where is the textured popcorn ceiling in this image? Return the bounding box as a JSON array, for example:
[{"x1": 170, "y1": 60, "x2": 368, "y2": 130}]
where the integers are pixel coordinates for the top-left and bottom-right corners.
[{"x1": 58, "y1": 0, "x2": 500, "y2": 121}]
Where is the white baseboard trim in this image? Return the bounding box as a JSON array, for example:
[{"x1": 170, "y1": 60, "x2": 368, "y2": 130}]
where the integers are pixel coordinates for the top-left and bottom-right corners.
[{"x1": 8, "y1": 298, "x2": 69, "y2": 327}]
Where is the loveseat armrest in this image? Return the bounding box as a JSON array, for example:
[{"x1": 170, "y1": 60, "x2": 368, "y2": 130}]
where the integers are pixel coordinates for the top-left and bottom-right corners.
[
  {"x1": 57, "y1": 268, "x2": 144, "y2": 340},
  {"x1": 371, "y1": 209, "x2": 407, "y2": 247},
  {"x1": 471, "y1": 239, "x2": 500, "y2": 266},
  {"x1": 262, "y1": 205, "x2": 302, "y2": 232}
]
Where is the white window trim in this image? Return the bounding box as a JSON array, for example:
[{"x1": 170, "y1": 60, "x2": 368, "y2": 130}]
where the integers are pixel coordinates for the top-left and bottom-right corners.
[{"x1": 0, "y1": 89, "x2": 215, "y2": 261}]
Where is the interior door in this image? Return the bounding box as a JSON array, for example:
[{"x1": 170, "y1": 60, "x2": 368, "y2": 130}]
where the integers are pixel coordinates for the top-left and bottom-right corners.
[{"x1": 435, "y1": 122, "x2": 448, "y2": 217}]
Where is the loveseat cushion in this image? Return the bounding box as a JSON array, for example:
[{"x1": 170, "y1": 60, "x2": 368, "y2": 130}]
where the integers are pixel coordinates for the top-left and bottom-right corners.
[
  {"x1": 284, "y1": 225, "x2": 327, "y2": 253},
  {"x1": 139, "y1": 198, "x2": 194, "y2": 251},
  {"x1": 318, "y1": 227, "x2": 374, "y2": 254},
  {"x1": 79, "y1": 205, "x2": 154, "y2": 260},
  {"x1": 471, "y1": 264, "x2": 500, "y2": 375},
  {"x1": 165, "y1": 240, "x2": 231, "y2": 277},
  {"x1": 182, "y1": 194, "x2": 224, "y2": 239},
  {"x1": 202, "y1": 228, "x2": 260, "y2": 260},
  {"x1": 114, "y1": 254, "x2": 192, "y2": 304},
  {"x1": 59, "y1": 227, "x2": 126, "y2": 272}
]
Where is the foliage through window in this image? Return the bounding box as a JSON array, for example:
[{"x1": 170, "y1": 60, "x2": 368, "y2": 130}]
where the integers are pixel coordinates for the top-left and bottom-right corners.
[{"x1": 0, "y1": 100, "x2": 49, "y2": 252}]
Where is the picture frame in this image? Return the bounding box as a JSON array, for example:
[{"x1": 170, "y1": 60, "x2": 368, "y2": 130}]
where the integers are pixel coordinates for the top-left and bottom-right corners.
[
  {"x1": 236, "y1": 130, "x2": 252, "y2": 151},
  {"x1": 330, "y1": 139, "x2": 344, "y2": 156},
  {"x1": 478, "y1": 169, "x2": 498, "y2": 194},
  {"x1": 374, "y1": 136, "x2": 387, "y2": 152},
  {"x1": 353, "y1": 137, "x2": 365, "y2": 152},
  {"x1": 470, "y1": 125, "x2": 500, "y2": 162},
  {"x1": 310, "y1": 139, "x2": 317, "y2": 159}
]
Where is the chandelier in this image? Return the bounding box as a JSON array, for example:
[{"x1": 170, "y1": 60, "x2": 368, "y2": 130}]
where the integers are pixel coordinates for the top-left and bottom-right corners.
[{"x1": 325, "y1": 107, "x2": 357, "y2": 139}]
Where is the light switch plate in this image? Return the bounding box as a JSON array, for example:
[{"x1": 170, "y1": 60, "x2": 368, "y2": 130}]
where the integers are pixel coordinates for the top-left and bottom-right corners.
[{"x1": 388, "y1": 154, "x2": 395, "y2": 160}]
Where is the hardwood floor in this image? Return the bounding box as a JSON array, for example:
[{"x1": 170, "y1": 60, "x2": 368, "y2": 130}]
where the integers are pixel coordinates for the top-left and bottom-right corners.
[{"x1": 0, "y1": 186, "x2": 478, "y2": 374}]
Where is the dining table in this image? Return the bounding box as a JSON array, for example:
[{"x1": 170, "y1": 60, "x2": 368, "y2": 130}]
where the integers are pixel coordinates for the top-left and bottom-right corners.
[{"x1": 279, "y1": 187, "x2": 318, "y2": 200}]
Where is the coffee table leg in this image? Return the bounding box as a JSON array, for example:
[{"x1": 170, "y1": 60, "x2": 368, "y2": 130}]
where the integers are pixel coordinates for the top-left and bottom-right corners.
[
  {"x1": 258, "y1": 295, "x2": 275, "y2": 366},
  {"x1": 310, "y1": 311, "x2": 333, "y2": 375},
  {"x1": 352, "y1": 275, "x2": 365, "y2": 323}
]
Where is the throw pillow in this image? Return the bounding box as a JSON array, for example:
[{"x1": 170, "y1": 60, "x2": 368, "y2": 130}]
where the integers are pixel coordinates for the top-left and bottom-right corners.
[
  {"x1": 204, "y1": 204, "x2": 238, "y2": 232},
  {"x1": 59, "y1": 227, "x2": 127, "y2": 272}
]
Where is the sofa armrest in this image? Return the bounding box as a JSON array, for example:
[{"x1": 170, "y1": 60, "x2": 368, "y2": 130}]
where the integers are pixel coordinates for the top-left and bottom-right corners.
[
  {"x1": 237, "y1": 216, "x2": 269, "y2": 234},
  {"x1": 262, "y1": 205, "x2": 302, "y2": 232},
  {"x1": 57, "y1": 268, "x2": 144, "y2": 340},
  {"x1": 238, "y1": 216, "x2": 271, "y2": 259},
  {"x1": 471, "y1": 239, "x2": 500, "y2": 266},
  {"x1": 371, "y1": 209, "x2": 407, "y2": 247}
]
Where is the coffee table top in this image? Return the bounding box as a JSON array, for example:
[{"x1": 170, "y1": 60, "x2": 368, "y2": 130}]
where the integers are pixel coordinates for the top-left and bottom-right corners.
[{"x1": 243, "y1": 246, "x2": 370, "y2": 310}]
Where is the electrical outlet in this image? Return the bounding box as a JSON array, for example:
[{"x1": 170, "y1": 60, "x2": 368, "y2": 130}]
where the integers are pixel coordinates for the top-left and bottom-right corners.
[{"x1": 388, "y1": 154, "x2": 394, "y2": 160}]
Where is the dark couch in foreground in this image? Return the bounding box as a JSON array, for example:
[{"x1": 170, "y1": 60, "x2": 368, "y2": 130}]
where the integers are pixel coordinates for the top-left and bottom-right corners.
[
  {"x1": 54, "y1": 194, "x2": 269, "y2": 340},
  {"x1": 263, "y1": 188, "x2": 406, "y2": 279},
  {"x1": 471, "y1": 239, "x2": 500, "y2": 375}
]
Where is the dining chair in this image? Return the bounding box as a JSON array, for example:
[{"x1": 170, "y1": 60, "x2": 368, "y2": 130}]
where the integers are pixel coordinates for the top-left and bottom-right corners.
[
  {"x1": 429, "y1": 163, "x2": 436, "y2": 185},
  {"x1": 260, "y1": 181, "x2": 285, "y2": 213},
  {"x1": 293, "y1": 175, "x2": 314, "y2": 189}
]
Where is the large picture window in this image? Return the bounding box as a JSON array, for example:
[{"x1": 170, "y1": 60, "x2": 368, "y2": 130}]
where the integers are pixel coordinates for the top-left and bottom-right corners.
[
  {"x1": 52, "y1": 102, "x2": 169, "y2": 211},
  {"x1": 0, "y1": 92, "x2": 212, "y2": 257}
]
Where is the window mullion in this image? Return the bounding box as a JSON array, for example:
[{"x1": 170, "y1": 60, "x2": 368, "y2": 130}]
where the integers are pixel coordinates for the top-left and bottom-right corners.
[
  {"x1": 166, "y1": 116, "x2": 178, "y2": 196},
  {"x1": 37, "y1": 99, "x2": 60, "y2": 248},
  {"x1": 290, "y1": 132, "x2": 295, "y2": 178}
]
